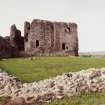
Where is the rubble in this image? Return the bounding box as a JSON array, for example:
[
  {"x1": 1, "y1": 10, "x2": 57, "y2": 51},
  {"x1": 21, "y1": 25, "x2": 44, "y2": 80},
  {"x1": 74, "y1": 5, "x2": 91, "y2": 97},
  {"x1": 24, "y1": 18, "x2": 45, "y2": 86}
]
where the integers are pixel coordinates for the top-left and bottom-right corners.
[{"x1": 0, "y1": 68, "x2": 105, "y2": 104}]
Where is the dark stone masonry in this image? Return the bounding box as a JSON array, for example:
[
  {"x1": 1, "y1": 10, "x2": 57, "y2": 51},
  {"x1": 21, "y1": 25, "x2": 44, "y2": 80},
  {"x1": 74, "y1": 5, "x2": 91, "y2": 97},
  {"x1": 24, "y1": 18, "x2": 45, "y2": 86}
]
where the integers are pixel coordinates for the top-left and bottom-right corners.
[{"x1": 0, "y1": 19, "x2": 79, "y2": 58}]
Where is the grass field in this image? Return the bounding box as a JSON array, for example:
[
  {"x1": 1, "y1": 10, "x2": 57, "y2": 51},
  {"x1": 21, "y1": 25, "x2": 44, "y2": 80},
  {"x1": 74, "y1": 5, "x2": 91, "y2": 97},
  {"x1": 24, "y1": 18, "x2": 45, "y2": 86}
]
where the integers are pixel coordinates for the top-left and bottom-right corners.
[
  {"x1": 1, "y1": 56, "x2": 105, "y2": 82},
  {"x1": 45, "y1": 93, "x2": 105, "y2": 105},
  {"x1": 1, "y1": 56, "x2": 105, "y2": 105}
]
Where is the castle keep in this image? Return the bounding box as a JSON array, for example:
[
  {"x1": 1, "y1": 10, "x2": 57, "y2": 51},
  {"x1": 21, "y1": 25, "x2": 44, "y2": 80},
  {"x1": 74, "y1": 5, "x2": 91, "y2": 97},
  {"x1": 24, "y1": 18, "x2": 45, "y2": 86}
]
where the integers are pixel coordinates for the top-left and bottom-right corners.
[{"x1": 0, "y1": 19, "x2": 79, "y2": 58}]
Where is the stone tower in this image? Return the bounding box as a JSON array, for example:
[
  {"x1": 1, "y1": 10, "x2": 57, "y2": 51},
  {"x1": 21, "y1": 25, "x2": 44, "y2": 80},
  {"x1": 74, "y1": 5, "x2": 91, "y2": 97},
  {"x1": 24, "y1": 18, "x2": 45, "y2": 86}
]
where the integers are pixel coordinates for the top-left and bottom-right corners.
[{"x1": 24, "y1": 19, "x2": 78, "y2": 56}]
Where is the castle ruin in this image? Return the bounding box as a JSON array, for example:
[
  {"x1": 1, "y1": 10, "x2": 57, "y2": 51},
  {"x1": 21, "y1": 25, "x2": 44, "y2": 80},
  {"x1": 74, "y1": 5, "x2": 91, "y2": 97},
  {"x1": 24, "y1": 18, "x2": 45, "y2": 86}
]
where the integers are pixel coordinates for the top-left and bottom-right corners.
[{"x1": 0, "y1": 19, "x2": 79, "y2": 58}]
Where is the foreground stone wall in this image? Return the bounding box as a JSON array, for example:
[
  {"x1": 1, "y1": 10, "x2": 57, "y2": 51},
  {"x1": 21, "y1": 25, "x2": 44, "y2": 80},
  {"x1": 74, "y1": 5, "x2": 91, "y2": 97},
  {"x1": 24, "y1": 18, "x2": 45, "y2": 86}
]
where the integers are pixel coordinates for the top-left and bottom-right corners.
[
  {"x1": 0, "y1": 68, "x2": 105, "y2": 104},
  {"x1": 25, "y1": 19, "x2": 78, "y2": 56}
]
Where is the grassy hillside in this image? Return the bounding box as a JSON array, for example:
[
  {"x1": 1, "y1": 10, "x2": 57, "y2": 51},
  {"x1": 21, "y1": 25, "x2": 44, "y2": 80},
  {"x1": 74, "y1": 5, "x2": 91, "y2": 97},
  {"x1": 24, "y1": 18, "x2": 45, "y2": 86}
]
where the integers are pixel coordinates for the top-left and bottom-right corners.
[{"x1": 1, "y1": 57, "x2": 105, "y2": 105}]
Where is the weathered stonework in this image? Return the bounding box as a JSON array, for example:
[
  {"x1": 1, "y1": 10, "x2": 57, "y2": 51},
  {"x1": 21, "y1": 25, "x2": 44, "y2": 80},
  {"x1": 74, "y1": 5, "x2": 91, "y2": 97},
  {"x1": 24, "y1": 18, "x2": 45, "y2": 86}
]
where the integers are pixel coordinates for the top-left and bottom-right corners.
[
  {"x1": 0, "y1": 19, "x2": 79, "y2": 58},
  {"x1": 24, "y1": 19, "x2": 78, "y2": 56},
  {"x1": 0, "y1": 36, "x2": 12, "y2": 58},
  {"x1": 24, "y1": 21, "x2": 30, "y2": 52},
  {"x1": 10, "y1": 24, "x2": 24, "y2": 51},
  {"x1": 1, "y1": 68, "x2": 105, "y2": 104}
]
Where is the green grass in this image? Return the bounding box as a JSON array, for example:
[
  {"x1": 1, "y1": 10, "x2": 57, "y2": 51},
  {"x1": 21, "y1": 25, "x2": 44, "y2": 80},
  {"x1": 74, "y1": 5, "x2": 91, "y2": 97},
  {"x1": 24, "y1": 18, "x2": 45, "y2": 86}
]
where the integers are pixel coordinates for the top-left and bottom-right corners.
[
  {"x1": 0, "y1": 97, "x2": 6, "y2": 105},
  {"x1": 0, "y1": 57, "x2": 105, "y2": 82},
  {"x1": 1, "y1": 56, "x2": 105, "y2": 105},
  {"x1": 45, "y1": 93, "x2": 105, "y2": 105}
]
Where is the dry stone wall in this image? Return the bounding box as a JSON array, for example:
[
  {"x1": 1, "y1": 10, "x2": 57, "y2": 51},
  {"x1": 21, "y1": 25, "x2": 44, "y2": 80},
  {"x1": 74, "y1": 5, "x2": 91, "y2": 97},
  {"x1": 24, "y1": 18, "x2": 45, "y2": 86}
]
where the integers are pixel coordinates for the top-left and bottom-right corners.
[{"x1": 0, "y1": 68, "x2": 105, "y2": 104}]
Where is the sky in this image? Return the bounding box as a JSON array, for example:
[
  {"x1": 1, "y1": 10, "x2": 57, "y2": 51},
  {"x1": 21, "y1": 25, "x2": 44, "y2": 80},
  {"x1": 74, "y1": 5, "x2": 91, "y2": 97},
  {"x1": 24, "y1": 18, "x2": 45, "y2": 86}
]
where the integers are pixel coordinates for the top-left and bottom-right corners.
[{"x1": 0, "y1": 0, "x2": 105, "y2": 52}]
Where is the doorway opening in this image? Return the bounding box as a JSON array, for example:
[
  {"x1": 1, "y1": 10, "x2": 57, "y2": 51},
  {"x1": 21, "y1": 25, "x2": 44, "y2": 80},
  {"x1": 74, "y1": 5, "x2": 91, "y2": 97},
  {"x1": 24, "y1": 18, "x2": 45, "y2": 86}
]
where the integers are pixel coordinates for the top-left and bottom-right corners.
[
  {"x1": 36, "y1": 40, "x2": 39, "y2": 48},
  {"x1": 62, "y1": 43, "x2": 66, "y2": 50}
]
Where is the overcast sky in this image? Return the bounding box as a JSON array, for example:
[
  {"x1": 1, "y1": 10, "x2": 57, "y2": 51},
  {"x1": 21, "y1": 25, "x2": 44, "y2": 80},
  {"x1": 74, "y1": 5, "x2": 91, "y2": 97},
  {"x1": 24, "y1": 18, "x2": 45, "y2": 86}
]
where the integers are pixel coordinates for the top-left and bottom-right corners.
[{"x1": 0, "y1": 0, "x2": 105, "y2": 52}]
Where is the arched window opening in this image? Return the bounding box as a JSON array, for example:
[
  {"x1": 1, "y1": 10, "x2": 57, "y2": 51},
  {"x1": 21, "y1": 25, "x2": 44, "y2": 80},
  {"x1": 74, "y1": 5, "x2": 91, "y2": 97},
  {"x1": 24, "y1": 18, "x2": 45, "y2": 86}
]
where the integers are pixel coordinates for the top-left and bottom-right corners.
[
  {"x1": 36, "y1": 40, "x2": 39, "y2": 48},
  {"x1": 62, "y1": 43, "x2": 66, "y2": 50},
  {"x1": 65, "y1": 27, "x2": 71, "y2": 33}
]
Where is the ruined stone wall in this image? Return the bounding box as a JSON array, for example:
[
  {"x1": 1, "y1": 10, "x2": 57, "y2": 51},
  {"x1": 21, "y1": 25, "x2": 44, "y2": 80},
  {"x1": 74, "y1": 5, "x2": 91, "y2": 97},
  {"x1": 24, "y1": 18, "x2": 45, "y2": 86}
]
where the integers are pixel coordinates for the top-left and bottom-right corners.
[
  {"x1": 0, "y1": 19, "x2": 78, "y2": 58},
  {"x1": 24, "y1": 21, "x2": 30, "y2": 52},
  {"x1": 10, "y1": 24, "x2": 24, "y2": 52},
  {"x1": 0, "y1": 24, "x2": 25, "y2": 58},
  {"x1": 0, "y1": 36, "x2": 12, "y2": 58},
  {"x1": 1, "y1": 68, "x2": 105, "y2": 104},
  {"x1": 9, "y1": 24, "x2": 24, "y2": 57},
  {"x1": 25, "y1": 19, "x2": 78, "y2": 56}
]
